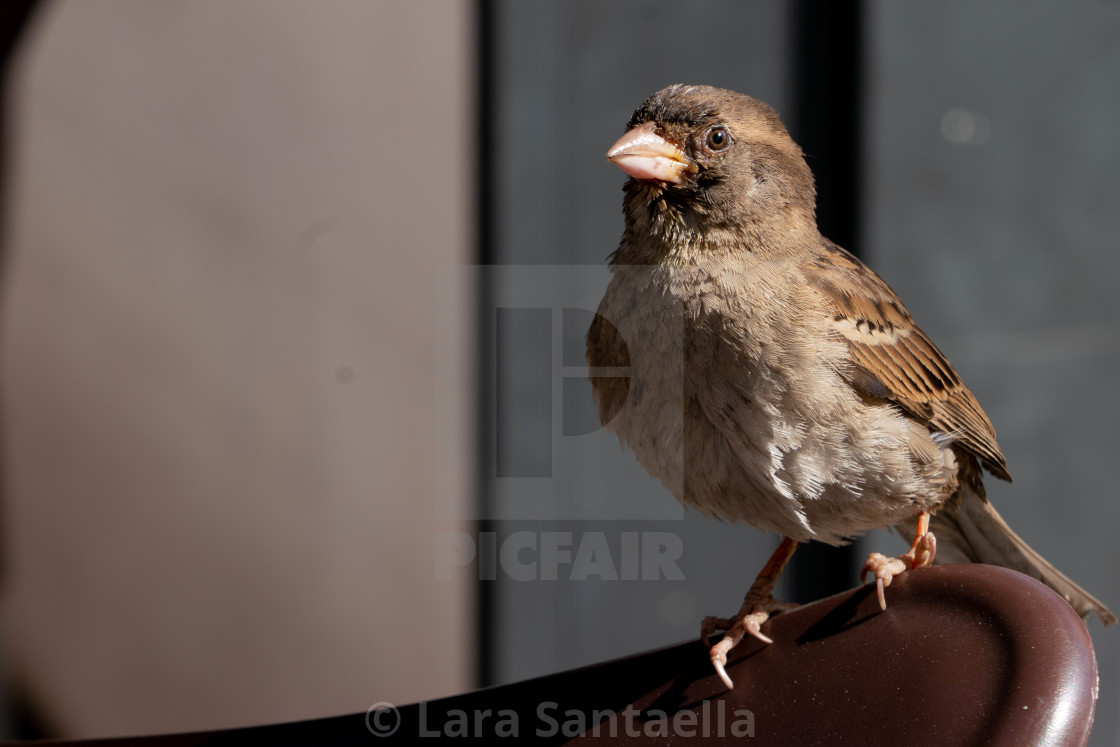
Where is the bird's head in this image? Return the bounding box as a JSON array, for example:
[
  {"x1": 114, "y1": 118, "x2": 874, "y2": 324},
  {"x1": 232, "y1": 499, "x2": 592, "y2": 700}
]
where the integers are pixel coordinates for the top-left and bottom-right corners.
[{"x1": 608, "y1": 84, "x2": 817, "y2": 254}]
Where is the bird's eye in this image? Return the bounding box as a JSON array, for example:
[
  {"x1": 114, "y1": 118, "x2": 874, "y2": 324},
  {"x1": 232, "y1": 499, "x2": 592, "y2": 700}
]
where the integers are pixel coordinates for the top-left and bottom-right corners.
[{"x1": 705, "y1": 126, "x2": 731, "y2": 151}]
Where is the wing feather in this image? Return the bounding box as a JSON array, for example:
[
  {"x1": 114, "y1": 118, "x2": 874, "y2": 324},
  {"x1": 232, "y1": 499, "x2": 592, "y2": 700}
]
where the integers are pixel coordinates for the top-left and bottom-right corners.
[{"x1": 807, "y1": 241, "x2": 1011, "y2": 482}]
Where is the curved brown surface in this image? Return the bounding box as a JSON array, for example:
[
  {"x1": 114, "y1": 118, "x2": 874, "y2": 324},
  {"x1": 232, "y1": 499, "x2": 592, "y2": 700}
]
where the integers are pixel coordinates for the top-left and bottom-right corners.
[
  {"x1": 569, "y1": 563, "x2": 1098, "y2": 746},
  {"x1": 33, "y1": 564, "x2": 1098, "y2": 746}
]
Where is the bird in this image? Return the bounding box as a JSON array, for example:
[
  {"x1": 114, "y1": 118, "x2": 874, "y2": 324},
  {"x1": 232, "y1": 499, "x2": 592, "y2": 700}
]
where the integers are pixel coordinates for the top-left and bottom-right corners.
[{"x1": 586, "y1": 84, "x2": 1115, "y2": 690}]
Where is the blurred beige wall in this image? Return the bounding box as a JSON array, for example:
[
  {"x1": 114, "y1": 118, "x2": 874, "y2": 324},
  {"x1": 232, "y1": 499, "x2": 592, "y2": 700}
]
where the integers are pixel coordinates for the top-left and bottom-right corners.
[{"x1": 0, "y1": 0, "x2": 474, "y2": 737}]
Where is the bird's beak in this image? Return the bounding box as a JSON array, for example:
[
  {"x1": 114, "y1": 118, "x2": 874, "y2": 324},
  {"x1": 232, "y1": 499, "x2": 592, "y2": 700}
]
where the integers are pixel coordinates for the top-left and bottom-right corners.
[{"x1": 606, "y1": 122, "x2": 695, "y2": 184}]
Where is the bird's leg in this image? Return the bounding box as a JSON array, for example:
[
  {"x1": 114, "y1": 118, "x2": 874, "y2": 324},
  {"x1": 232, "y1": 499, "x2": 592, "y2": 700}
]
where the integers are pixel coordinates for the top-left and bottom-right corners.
[
  {"x1": 861, "y1": 509, "x2": 937, "y2": 611},
  {"x1": 701, "y1": 537, "x2": 799, "y2": 691}
]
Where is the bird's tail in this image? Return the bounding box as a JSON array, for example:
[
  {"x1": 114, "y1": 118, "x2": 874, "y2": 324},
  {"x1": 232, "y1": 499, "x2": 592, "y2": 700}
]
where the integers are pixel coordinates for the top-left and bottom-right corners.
[{"x1": 926, "y1": 491, "x2": 1117, "y2": 626}]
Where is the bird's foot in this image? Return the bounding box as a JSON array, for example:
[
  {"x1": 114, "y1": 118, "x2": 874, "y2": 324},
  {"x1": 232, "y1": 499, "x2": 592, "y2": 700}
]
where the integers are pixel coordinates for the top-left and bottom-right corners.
[
  {"x1": 701, "y1": 596, "x2": 798, "y2": 691},
  {"x1": 861, "y1": 521, "x2": 937, "y2": 611}
]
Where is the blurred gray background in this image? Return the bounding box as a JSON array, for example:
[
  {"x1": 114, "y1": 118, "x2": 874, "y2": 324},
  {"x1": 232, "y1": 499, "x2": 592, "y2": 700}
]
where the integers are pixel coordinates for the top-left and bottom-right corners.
[{"x1": 0, "y1": 0, "x2": 1117, "y2": 742}]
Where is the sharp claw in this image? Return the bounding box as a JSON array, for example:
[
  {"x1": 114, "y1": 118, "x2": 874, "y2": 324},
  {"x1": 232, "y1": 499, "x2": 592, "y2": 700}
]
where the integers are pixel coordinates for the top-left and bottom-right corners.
[
  {"x1": 876, "y1": 576, "x2": 887, "y2": 611},
  {"x1": 741, "y1": 611, "x2": 774, "y2": 645},
  {"x1": 713, "y1": 658, "x2": 734, "y2": 691},
  {"x1": 860, "y1": 553, "x2": 884, "y2": 584},
  {"x1": 747, "y1": 627, "x2": 773, "y2": 645}
]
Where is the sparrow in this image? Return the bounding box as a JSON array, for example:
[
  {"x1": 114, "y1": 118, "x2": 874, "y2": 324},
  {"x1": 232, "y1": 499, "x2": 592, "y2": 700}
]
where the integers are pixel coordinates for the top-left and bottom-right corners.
[{"x1": 586, "y1": 84, "x2": 1115, "y2": 690}]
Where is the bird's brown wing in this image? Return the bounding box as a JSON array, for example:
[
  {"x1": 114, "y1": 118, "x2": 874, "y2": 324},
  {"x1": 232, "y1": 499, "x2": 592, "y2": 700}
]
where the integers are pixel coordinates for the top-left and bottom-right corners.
[{"x1": 805, "y1": 241, "x2": 1011, "y2": 482}]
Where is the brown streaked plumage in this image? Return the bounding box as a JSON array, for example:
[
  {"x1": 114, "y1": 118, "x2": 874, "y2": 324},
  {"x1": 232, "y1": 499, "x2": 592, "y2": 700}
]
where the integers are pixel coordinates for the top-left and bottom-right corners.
[
  {"x1": 588, "y1": 84, "x2": 1114, "y2": 690},
  {"x1": 809, "y1": 239, "x2": 1011, "y2": 481}
]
